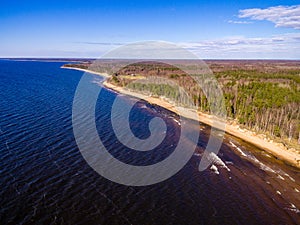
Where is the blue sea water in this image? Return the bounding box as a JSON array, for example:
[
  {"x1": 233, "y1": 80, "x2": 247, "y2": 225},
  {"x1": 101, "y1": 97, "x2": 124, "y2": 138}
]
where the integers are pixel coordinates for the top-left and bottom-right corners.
[{"x1": 0, "y1": 60, "x2": 299, "y2": 225}]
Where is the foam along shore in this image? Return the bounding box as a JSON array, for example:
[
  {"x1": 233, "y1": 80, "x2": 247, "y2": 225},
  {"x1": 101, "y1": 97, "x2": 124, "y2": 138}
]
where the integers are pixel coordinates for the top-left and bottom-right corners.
[
  {"x1": 62, "y1": 66, "x2": 300, "y2": 169},
  {"x1": 60, "y1": 65, "x2": 110, "y2": 77}
]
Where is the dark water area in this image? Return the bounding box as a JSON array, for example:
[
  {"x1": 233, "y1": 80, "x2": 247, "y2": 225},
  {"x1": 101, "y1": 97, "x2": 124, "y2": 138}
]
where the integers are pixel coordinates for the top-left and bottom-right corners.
[{"x1": 0, "y1": 60, "x2": 299, "y2": 225}]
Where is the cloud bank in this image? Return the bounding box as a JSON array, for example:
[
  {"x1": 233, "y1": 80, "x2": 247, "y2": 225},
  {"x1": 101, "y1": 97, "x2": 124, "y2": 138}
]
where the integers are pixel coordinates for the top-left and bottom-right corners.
[
  {"x1": 239, "y1": 5, "x2": 300, "y2": 29},
  {"x1": 180, "y1": 33, "x2": 300, "y2": 59}
]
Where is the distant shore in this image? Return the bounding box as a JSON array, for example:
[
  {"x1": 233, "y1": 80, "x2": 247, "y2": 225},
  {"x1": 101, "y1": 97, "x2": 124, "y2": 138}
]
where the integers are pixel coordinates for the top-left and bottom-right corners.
[
  {"x1": 61, "y1": 65, "x2": 110, "y2": 77},
  {"x1": 62, "y1": 65, "x2": 300, "y2": 169}
]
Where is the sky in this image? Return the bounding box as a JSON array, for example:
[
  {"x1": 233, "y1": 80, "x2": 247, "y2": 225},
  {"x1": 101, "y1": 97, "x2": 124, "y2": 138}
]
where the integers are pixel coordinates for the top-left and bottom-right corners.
[{"x1": 0, "y1": 0, "x2": 300, "y2": 59}]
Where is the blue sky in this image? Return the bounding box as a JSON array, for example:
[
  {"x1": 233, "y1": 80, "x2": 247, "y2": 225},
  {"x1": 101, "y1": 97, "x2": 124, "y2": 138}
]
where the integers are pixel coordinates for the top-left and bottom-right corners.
[{"x1": 0, "y1": 0, "x2": 299, "y2": 59}]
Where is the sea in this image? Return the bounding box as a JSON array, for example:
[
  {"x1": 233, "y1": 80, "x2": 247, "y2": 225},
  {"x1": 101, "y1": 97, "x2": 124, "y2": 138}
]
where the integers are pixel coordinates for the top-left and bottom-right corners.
[{"x1": 0, "y1": 60, "x2": 299, "y2": 225}]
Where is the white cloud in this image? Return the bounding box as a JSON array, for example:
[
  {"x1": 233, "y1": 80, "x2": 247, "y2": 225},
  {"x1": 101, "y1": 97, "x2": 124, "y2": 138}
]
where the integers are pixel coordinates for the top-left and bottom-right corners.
[
  {"x1": 239, "y1": 5, "x2": 300, "y2": 29},
  {"x1": 228, "y1": 20, "x2": 252, "y2": 24},
  {"x1": 180, "y1": 33, "x2": 300, "y2": 59}
]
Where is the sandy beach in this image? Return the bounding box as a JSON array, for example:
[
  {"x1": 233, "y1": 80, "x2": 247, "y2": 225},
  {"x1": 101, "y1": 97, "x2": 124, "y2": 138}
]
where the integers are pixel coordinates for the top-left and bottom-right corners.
[{"x1": 63, "y1": 66, "x2": 300, "y2": 169}]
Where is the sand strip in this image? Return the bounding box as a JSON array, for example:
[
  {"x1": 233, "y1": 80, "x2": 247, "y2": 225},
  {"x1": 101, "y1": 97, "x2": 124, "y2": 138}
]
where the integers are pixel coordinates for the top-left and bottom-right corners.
[{"x1": 61, "y1": 66, "x2": 110, "y2": 77}]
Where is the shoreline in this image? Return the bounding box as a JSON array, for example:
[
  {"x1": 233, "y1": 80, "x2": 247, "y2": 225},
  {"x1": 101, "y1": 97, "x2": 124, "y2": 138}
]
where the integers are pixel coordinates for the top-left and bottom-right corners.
[
  {"x1": 62, "y1": 66, "x2": 300, "y2": 169},
  {"x1": 60, "y1": 66, "x2": 110, "y2": 77}
]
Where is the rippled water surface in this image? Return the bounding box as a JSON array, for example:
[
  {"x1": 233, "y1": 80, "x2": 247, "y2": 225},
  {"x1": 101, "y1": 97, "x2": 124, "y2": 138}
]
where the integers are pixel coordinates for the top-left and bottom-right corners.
[{"x1": 0, "y1": 60, "x2": 299, "y2": 225}]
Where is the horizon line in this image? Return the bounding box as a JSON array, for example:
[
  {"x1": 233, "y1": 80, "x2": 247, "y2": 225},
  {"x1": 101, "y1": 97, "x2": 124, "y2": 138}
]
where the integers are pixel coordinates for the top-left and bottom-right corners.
[{"x1": 1, "y1": 57, "x2": 300, "y2": 61}]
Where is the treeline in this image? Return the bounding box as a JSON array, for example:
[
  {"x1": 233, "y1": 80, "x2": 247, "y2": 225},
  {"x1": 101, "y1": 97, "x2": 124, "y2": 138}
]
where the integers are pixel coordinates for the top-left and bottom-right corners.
[
  {"x1": 63, "y1": 63, "x2": 89, "y2": 69},
  {"x1": 223, "y1": 81, "x2": 299, "y2": 141}
]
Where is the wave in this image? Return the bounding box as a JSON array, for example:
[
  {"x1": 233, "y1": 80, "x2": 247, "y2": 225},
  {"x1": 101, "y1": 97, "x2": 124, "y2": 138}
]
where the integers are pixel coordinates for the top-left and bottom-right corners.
[
  {"x1": 229, "y1": 141, "x2": 247, "y2": 157},
  {"x1": 285, "y1": 203, "x2": 300, "y2": 213},
  {"x1": 210, "y1": 164, "x2": 219, "y2": 174},
  {"x1": 201, "y1": 152, "x2": 231, "y2": 173}
]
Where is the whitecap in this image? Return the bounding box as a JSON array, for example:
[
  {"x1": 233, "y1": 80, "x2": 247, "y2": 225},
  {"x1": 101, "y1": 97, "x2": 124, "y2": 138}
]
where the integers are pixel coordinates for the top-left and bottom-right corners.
[
  {"x1": 172, "y1": 118, "x2": 180, "y2": 125},
  {"x1": 229, "y1": 141, "x2": 247, "y2": 157},
  {"x1": 247, "y1": 154, "x2": 277, "y2": 174},
  {"x1": 285, "y1": 203, "x2": 300, "y2": 213},
  {"x1": 229, "y1": 141, "x2": 237, "y2": 148},
  {"x1": 259, "y1": 163, "x2": 275, "y2": 173},
  {"x1": 229, "y1": 140, "x2": 277, "y2": 174},
  {"x1": 202, "y1": 152, "x2": 230, "y2": 172},
  {"x1": 263, "y1": 153, "x2": 272, "y2": 158},
  {"x1": 283, "y1": 173, "x2": 295, "y2": 182},
  {"x1": 236, "y1": 147, "x2": 247, "y2": 157},
  {"x1": 210, "y1": 165, "x2": 219, "y2": 175}
]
